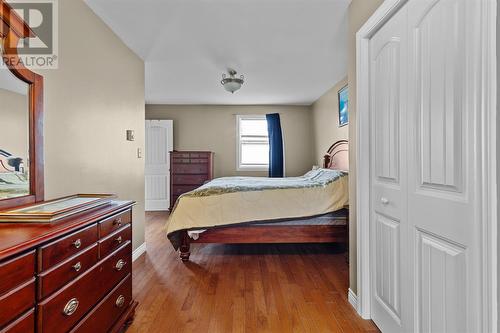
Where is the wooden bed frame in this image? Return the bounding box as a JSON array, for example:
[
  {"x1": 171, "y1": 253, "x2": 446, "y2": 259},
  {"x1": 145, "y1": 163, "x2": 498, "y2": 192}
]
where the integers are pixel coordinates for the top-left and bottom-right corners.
[{"x1": 179, "y1": 140, "x2": 350, "y2": 261}]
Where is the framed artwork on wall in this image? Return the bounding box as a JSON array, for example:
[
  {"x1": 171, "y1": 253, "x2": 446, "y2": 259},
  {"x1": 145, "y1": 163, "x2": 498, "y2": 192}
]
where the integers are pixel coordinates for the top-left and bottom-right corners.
[{"x1": 338, "y1": 85, "x2": 349, "y2": 127}]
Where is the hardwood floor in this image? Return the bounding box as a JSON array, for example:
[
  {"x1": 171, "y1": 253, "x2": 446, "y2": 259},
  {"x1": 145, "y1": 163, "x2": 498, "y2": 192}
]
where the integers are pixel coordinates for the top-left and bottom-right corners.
[{"x1": 128, "y1": 212, "x2": 379, "y2": 333}]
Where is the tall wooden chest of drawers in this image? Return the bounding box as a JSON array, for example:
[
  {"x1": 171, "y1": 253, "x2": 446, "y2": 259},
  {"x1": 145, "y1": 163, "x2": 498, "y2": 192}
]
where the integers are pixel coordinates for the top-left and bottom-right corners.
[
  {"x1": 170, "y1": 151, "x2": 214, "y2": 210},
  {"x1": 0, "y1": 199, "x2": 137, "y2": 333}
]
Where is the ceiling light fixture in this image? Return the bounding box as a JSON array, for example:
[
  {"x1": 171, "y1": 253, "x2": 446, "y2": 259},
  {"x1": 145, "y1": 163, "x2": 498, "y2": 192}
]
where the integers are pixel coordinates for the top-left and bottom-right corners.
[{"x1": 221, "y1": 69, "x2": 244, "y2": 93}]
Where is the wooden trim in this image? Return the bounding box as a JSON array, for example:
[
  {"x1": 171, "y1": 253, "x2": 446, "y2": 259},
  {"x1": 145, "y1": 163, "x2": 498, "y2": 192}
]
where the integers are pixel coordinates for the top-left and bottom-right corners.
[
  {"x1": 132, "y1": 243, "x2": 147, "y2": 262},
  {"x1": 348, "y1": 288, "x2": 358, "y2": 312},
  {"x1": 0, "y1": 1, "x2": 35, "y2": 38},
  {"x1": 0, "y1": 0, "x2": 44, "y2": 209},
  {"x1": 191, "y1": 225, "x2": 348, "y2": 244}
]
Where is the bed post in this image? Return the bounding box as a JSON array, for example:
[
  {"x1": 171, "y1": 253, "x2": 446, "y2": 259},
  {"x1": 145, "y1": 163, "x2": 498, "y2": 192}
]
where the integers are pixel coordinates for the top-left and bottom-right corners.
[
  {"x1": 323, "y1": 154, "x2": 331, "y2": 168},
  {"x1": 179, "y1": 231, "x2": 191, "y2": 261}
]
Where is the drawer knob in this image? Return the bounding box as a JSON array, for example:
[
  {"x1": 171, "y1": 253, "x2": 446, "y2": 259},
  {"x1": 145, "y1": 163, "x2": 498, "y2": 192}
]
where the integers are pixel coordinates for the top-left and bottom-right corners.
[
  {"x1": 73, "y1": 239, "x2": 82, "y2": 249},
  {"x1": 116, "y1": 295, "x2": 125, "y2": 308},
  {"x1": 115, "y1": 236, "x2": 123, "y2": 244},
  {"x1": 381, "y1": 197, "x2": 389, "y2": 205},
  {"x1": 63, "y1": 298, "x2": 79, "y2": 316},
  {"x1": 72, "y1": 262, "x2": 82, "y2": 272},
  {"x1": 113, "y1": 217, "x2": 123, "y2": 227},
  {"x1": 115, "y1": 259, "x2": 127, "y2": 271}
]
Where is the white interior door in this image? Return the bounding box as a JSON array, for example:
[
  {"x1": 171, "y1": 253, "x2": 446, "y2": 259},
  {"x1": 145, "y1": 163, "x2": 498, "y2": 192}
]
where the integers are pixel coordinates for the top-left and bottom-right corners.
[
  {"x1": 145, "y1": 120, "x2": 173, "y2": 211},
  {"x1": 367, "y1": 0, "x2": 484, "y2": 332},
  {"x1": 369, "y1": 5, "x2": 411, "y2": 332},
  {"x1": 407, "y1": 0, "x2": 482, "y2": 331}
]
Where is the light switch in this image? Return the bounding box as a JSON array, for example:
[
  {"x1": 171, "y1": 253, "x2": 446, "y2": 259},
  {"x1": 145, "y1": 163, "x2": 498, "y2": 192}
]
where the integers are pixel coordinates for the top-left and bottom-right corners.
[
  {"x1": 126, "y1": 130, "x2": 135, "y2": 141},
  {"x1": 137, "y1": 148, "x2": 142, "y2": 158}
]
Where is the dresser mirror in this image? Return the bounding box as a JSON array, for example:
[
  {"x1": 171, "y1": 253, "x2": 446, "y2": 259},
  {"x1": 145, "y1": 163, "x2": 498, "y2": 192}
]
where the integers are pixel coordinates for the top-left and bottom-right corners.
[
  {"x1": 0, "y1": 1, "x2": 44, "y2": 210},
  {"x1": 0, "y1": 64, "x2": 30, "y2": 200}
]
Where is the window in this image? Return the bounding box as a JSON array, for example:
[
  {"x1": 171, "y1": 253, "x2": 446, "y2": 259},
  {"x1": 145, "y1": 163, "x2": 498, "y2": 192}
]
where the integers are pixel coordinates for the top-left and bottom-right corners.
[{"x1": 236, "y1": 115, "x2": 269, "y2": 171}]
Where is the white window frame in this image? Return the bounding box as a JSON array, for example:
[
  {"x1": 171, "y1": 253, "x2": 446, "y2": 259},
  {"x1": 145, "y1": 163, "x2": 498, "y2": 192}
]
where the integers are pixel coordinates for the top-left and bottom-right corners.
[{"x1": 236, "y1": 115, "x2": 269, "y2": 171}]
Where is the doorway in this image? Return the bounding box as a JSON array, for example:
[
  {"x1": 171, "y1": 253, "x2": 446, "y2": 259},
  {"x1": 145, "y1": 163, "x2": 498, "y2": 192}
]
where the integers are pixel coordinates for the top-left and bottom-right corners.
[{"x1": 145, "y1": 119, "x2": 173, "y2": 211}]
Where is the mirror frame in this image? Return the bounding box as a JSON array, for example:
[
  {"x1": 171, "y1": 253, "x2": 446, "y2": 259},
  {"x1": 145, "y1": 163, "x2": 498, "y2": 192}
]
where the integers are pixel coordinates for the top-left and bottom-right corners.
[{"x1": 0, "y1": 0, "x2": 44, "y2": 209}]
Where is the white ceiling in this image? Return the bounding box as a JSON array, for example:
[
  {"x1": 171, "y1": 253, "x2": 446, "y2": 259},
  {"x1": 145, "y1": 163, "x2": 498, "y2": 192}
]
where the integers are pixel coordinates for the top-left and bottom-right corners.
[{"x1": 84, "y1": 0, "x2": 350, "y2": 105}]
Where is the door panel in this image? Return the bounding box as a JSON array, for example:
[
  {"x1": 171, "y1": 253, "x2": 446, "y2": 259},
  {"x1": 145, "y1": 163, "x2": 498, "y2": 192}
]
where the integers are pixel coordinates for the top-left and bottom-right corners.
[
  {"x1": 145, "y1": 120, "x2": 173, "y2": 211},
  {"x1": 373, "y1": 41, "x2": 401, "y2": 184},
  {"x1": 369, "y1": 4, "x2": 409, "y2": 332},
  {"x1": 416, "y1": 229, "x2": 467, "y2": 333},
  {"x1": 374, "y1": 213, "x2": 401, "y2": 323},
  {"x1": 407, "y1": 0, "x2": 481, "y2": 331},
  {"x1": 367, "y1": 0, "x2": 483, "y2": 331},
  {"x1": 414, "y1": 0, "x2": 466, "y2": 194}
]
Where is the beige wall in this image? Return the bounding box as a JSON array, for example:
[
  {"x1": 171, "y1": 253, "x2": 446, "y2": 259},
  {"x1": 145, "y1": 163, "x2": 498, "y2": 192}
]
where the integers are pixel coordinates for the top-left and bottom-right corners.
[
  {"x1": 146, "y1": 105, "x2": 315, "y2": 178},
  {"x1": 311, "y1": 77, "x2": 348, "y2": 166},
  {"x1": 39, "y1": 0, "x2": 145, "y2": 251},
  {"x1": 0, "y1": 88, "x2": 28, "y2": 161},
  {"x1": 348, "y1": 0, "x2": 384, "y2": 293}
]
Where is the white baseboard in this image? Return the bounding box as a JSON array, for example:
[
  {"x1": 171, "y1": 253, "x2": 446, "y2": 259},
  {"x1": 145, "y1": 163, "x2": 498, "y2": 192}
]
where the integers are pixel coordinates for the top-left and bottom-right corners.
[
  {"x1": 348, "y1": 288, "x2": 358, "y2": 312},
  {"x1": 132, "y1": 242, "x2": 147, "y2": 262}
]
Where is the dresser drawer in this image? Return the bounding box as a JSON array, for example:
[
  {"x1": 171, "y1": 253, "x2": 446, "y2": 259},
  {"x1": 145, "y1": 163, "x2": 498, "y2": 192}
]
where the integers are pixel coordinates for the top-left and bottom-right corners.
[
  {"x1": 172, "y1": 152, "x2": 190, "y2": 158},
  {"x1": 172, "y1": 174, "x2": 209, "y2": 185},
  {"x1": 0, "y1": 279, "x2": 35, "y2": 328},
  {"x1": 37, "y1": 242, "x2": 132, "y2": 333},
  {"x1": 99, "y1": 209, "x2": 132, "y2": 239},
  {"x1": 70, "y1": 274, "x2": 132, "y2": 333},
  {"x1": 38, "y1": 244, "x2": 99, "y2": 300},
  {"x1": 39, "y1": 224, "x2": 98, "y2": 272},
  {"x1": 0, "y1": 309, "x2": 34, "y2": 333},
  {"x1": 0, "y1": 251, "x2": 35, "y2": 296},
  {"x1": 99, "y1": 224, "x2": 132, "y2": 259},
  {"x1": 172, "y1": 185, "x2": 200, "y2": 196},
  {"x1": 172, "y1": 163, "x2": 209, "y2": 175},
  {"x1": 189, "y1": 158, "x2": 209, "y2": 164}
]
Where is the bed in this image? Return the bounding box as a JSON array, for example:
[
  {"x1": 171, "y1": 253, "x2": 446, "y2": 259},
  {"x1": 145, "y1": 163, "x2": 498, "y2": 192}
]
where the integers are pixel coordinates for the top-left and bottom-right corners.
[{"x1": 166, "y1": 140, "x2": 349, "y2": 261}]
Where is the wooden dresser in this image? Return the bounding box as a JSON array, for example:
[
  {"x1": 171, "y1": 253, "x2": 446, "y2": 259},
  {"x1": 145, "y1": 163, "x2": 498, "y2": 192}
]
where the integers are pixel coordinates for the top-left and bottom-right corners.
[
  {"x1": 0, "y1": 200, "x2": 137, "y2": 333},
  {"x1": 0, "y1": 3, "x2": 137, "y2": 332},
  {"x1": 170, "y1": 151, "x2": 214, "y2": 209}
]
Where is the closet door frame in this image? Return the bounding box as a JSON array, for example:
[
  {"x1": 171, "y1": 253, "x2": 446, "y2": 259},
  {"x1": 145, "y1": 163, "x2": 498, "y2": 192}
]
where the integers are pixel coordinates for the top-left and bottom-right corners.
[{"x1": 355, "y1": 0, "x2": 497, "y2": 331}]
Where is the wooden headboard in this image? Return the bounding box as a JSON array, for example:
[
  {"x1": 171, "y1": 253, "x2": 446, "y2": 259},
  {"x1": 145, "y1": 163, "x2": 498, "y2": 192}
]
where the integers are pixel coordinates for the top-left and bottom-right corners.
[{"x1": 323, "y1": 140, "x2": 349, "y2": 171}]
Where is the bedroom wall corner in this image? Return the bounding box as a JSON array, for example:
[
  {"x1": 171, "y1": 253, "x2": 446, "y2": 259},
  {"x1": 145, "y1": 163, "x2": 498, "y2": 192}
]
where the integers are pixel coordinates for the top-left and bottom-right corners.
[
  {"x1": 311, "y1": 77, "x2": 348, "y2": 166},
  {"x1": 348, "y1": 0, "x2": 384, "y2": 295},
  {"x1": 40, "y1": 0, "x2": 146, "y2": 251}
]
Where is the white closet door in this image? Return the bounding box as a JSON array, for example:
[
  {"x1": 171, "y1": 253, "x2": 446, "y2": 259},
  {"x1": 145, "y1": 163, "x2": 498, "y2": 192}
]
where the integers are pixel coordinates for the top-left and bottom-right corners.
[
  {"x1": 407, "y1": 0, "x2": 482, "y2": 331},
  {"x1": 369, "y1": 5, "x2": 411, "y2": 333},
  {"x1": 145, "y1": 120, "x2": 173, "y2": 211}
]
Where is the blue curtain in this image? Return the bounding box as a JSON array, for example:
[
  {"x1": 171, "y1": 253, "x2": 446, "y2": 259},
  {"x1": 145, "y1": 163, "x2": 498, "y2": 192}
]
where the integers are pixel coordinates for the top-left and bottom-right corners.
[{"x1": 266, "y1": 113, "x2": 284, "y2": 178}]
